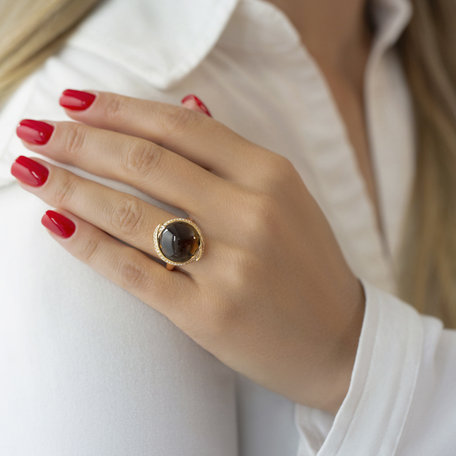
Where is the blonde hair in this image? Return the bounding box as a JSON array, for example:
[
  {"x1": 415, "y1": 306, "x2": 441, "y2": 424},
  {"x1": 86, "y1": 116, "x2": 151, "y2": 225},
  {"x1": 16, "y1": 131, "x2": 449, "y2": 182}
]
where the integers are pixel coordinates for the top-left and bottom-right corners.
[
  {"x1": 2, "y1": 0, "x2": 455, "y2": 327},
  {"x1": 398, "y1": 0, "x2": 456, "y2": 327},
  {"x1": 0, "y1": 0, "x2": 102, "y2": 100}
]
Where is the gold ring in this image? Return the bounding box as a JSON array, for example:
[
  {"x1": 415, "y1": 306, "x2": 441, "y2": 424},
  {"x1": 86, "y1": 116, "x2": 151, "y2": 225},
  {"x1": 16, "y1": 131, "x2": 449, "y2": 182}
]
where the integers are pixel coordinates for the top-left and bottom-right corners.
[{"x1": 153, "y1": 217, "x2": 204, "y2": 270}]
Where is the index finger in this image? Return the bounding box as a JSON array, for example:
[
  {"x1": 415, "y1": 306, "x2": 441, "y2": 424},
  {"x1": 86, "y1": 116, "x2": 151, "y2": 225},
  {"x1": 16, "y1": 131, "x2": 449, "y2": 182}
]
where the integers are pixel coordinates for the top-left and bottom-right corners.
[{"x1": 59, "y1": 89, "x2": 264, "y2": 181}]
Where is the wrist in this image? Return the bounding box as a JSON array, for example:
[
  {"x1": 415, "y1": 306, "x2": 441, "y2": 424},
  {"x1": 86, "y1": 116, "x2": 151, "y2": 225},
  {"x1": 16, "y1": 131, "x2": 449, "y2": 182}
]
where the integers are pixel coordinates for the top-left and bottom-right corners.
[{"x1": 324, "y1": 278, "x2": 366, "y2": 415}]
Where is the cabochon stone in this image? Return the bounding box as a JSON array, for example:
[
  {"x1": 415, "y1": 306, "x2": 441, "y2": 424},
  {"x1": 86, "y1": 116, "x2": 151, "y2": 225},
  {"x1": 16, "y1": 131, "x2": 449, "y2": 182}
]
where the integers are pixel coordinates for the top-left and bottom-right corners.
[{"x1": 158, "y1": 221, "x2": 200, "y2": 262}]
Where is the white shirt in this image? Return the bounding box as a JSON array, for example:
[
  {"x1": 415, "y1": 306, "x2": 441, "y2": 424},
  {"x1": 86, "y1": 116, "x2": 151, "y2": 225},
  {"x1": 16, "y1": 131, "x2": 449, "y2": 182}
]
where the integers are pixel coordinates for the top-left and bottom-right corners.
[{"x1": 1, "y1": 0, "x2": 455, "y2": 455}]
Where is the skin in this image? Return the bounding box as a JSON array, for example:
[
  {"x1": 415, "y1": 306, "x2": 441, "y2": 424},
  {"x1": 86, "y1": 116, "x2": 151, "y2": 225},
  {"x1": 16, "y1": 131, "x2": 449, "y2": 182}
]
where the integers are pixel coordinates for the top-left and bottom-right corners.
[{"x1": 10, "y1": 1, "x2": 372, "y2": 415}]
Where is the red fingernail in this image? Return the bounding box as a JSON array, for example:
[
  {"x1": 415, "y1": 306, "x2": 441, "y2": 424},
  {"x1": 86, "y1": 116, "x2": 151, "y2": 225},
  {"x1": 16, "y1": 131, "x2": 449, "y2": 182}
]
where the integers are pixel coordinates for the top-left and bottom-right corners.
[
  {"x1": 10, "y1": 155, "x2": 49, "y2": 187},
  {"x1": 181, "y1": 94, "x2": 212, "y2": 117},
  {"x1": 16, "y1": 119, "x2": 54, "y2": 145},
  {"x1": 41, "y1": 210, "x2": 76, "y2": 238},
  {"x1": 59, "y1": 89, "x2": 96, "y2": 111}
]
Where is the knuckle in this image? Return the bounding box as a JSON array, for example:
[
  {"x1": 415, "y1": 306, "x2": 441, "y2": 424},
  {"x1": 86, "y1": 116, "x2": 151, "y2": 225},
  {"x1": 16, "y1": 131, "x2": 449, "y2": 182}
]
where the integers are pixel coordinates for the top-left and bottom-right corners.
[
  {"x1": 243, "y1": 191, "x2": 281, "y2": 236},
  {"x1": 122, "y1": 141, "x2": 162, "y2": 180},
  {"x1": 200, "y1": 248, "x2": 255, "y2": 336},
  {"x1": 64, "y1": 124, "x2": 86, "y2": 157},
  {"x1": 53, "y1": 173, "x2": 77, "y2": 207},
  {"x1": 157, "y1": 104, "x2": 199, "y2": 136},
  {"x1": 102, "y1": 94, "x2": 124, "y2": 123},
  {"x1": 258, "y1": 154, "x2": 297, "y2": 192},
  {"x1": 118, "y1": 255, "x2": 150, "y2": 291},
  {"x1": 110, "y1": 196, "x2": 144, "y2": 235},
  {"x1": 266, "y1": 153, "x2": 294, "y2": 175},
  {"x1": 275, "y1": 155, "x2": 296, "y2": 178},
  {"x1": 236, "y1": 191, "x2": 283, "y2": 251},
  {"x1": 78, "y1": 237, "x2": 100, "y2": 264},
  {"x1": 226, "y1": 248, "x2": 257, "y2": 290},
  {"x1": 205, "y1": 297, "x2": 240, "y2": 335}
]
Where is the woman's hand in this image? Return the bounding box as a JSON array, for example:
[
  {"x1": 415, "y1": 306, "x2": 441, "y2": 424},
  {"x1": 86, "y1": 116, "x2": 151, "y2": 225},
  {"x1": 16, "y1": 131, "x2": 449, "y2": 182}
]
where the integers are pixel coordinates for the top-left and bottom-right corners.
[{"x1": 11, "y1": 90, "x2": 365, "y2": 415}]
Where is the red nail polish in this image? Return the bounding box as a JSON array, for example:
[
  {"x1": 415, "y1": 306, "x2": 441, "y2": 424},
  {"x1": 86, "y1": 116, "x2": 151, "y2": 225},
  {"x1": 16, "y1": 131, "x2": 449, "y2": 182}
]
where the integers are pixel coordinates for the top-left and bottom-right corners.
[
  {"x1": 41, "y1": 210, "x2": 76, "y2": 238},
  {"x1": 59, "y1": 89, "x2": 96, "y2": 111},
  {"x1": 10, "y1": 155, "x2": 49, "y2": 186},
  {"x1": 181, "y1": 94, "x2": 212, "y2": 117},
  {"x1": 16, "y1": 119, "x2": 54, "y2": 145}
]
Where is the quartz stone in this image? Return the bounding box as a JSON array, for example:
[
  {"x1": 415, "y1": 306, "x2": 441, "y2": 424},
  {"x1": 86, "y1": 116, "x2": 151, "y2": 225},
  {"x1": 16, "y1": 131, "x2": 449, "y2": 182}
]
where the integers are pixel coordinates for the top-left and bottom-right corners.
[{"x1": 158, "y1": 221, "x2": 200, "y2": 262}]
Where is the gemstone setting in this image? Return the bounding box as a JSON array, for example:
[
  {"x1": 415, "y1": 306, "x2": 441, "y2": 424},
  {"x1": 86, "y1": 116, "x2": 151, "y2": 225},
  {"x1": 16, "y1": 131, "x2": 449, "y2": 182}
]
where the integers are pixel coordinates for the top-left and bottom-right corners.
[{"x1": 153, "y1": 218, "x2": 204, "y2": 267}]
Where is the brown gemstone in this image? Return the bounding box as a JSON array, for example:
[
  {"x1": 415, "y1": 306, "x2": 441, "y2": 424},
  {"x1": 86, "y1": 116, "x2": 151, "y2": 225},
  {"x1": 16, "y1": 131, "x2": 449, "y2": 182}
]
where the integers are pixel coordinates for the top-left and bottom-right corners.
[{"x1": 158, "y1": 221, "x2": 200, "y2": 263}]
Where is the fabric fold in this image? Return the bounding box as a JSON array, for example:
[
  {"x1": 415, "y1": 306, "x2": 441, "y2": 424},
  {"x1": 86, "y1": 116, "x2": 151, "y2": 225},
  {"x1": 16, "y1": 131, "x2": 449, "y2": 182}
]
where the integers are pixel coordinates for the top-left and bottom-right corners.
[
  {"x1": 65, "y1": 0, "x2": 240, "y2": 89},
  {"x1": 295, "y1": 279, "x2": 425, "y2": 455}
]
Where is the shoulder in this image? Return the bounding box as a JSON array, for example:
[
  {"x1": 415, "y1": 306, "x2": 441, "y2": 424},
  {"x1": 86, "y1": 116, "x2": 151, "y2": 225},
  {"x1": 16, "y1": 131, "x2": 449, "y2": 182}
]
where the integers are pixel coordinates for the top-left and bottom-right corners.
[{"x1": 0, "y1": 0, "x2": 239, "y2": 186}]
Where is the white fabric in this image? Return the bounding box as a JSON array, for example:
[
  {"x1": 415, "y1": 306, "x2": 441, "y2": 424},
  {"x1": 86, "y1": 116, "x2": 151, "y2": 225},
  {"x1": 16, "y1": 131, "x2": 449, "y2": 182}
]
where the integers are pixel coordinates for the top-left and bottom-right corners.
[{"x1": 1, "y1": 0, "x2": 455, "y2": 455}]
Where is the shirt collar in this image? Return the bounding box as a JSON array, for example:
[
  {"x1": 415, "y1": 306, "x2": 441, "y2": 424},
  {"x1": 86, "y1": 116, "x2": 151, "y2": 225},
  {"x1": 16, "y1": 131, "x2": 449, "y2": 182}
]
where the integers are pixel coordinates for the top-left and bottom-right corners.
[
  {"x1": 66, "y1": 0, "x2": 240, "y2": 90},
  {"x1": 369, "y1": 0, "x2": 412, "y2": 52},
  {"x1": 66, "y1": 0, "x2": 411, "y2": 90}
]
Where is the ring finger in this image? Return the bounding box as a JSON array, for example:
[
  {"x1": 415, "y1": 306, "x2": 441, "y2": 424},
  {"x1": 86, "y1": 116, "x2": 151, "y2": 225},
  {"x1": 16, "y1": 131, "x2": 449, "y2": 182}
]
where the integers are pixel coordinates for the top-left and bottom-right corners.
[{"x1": 10, "y1": 155, "x2": 212, "y2": 272}]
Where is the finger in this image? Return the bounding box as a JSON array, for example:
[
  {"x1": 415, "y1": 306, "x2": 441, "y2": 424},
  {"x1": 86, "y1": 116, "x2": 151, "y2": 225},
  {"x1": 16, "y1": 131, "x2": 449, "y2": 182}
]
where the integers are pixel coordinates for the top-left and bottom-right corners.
[
  {"x1": 40, "y1": 207, "x2": 197, "y2": 318},
  {"x1": 16, "y1": 119, "x2": 231, "y2": 220},
  {"x1": 10, "y1": 155, "x2": 211, "y2": 272},
  {"x1": 58, "y1": 89, "x2": 267, "y2": 181}
]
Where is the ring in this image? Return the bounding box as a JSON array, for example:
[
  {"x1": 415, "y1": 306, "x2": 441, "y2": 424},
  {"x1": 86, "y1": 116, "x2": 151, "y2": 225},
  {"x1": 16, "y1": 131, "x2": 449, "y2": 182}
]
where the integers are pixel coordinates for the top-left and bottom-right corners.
[{"x1": 153, "y1": 217, "x2": 204, "y2": 271}]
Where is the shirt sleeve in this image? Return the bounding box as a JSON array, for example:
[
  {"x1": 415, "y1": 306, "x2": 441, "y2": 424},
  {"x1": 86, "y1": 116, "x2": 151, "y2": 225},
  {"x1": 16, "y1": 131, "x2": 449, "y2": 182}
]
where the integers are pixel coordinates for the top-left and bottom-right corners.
[{"x1": 294, "y1": 277, "x2": 456, "y2": 455}]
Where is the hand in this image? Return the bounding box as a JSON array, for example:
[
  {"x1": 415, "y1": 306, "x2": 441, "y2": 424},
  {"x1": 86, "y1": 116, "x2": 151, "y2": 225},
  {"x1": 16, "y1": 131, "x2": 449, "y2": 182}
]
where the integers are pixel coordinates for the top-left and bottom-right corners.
[{"x1": 11, "y1": 90, "x2": 365, "y2": 415}]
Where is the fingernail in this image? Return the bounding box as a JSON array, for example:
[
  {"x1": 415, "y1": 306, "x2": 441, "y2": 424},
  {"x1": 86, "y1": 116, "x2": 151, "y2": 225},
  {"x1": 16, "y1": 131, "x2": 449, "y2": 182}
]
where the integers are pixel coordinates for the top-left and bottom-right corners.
[
  {"x1": 59, "y1": 89, "x2": 96, "y2": 111},
  {"x1": 181, "y1": 94, "x2": 212, "y2": 117},
  {"x1": 16, "y1": 119, "x2": 54, "y2": 145},
  {"x1": 41, "y1": 210, "x2": 76, "y2": 238},
  {"x1": 10, "y1": 155, "x2": 49, "y2": 187}
]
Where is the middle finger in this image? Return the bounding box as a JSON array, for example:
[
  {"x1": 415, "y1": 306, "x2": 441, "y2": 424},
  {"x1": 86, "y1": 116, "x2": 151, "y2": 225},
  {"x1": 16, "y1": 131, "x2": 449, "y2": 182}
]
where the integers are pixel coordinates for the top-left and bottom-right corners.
[
  {"x1": 16, "y1": 119, "x2": 232, "y2": 219},
  {"x1": 10, "y1": 155, "x2": 215, "y2": 264}
]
